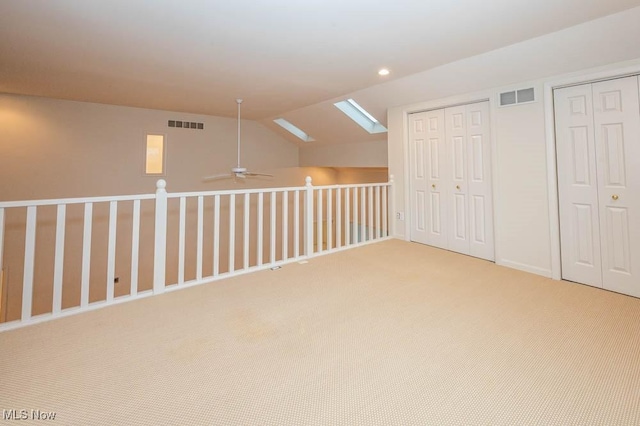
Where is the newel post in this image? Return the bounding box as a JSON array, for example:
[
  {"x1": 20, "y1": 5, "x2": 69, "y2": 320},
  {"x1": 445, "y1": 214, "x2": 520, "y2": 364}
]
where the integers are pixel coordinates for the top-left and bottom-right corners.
[
  {"x1": 153, "y1": 179, "x2": 168, "y2": 294},
  {"x1": 389, "y1": 174, "x2": 396, "y2": 237},
  {"x1": 304, "y1": 176, "x2": 314, "y2": 257}
]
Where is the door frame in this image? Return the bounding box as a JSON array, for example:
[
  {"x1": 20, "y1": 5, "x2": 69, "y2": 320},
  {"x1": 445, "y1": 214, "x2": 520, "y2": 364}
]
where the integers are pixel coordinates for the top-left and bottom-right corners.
[
  {"x1": 543, "y1": 63, "x2": 640, "y2": 280},
  {"x1": 403, "y1": 96, "x2": 495, "y2": 259}
]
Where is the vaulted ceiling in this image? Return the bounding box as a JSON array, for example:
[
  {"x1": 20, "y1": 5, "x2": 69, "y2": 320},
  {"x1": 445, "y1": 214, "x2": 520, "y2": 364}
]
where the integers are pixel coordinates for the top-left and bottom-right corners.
[{"x1": 2, "y1": 0, "x2": 640, "y2": 145}]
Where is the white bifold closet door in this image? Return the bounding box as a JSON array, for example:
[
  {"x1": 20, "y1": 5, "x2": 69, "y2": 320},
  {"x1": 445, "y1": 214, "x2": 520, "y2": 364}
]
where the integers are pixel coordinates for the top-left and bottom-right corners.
[
  {"x1": 555, "y1": 76, "x2": 640, "y2": 297},
  {"x1": 409, "y1": 101, "x2": 494, "y2": 261}
]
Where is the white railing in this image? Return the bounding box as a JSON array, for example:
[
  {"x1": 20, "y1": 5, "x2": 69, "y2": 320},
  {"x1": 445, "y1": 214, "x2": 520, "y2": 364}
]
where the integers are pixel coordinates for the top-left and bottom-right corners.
[{"x1": 0, "y1": 176, "x2": 393, "y2": 331}]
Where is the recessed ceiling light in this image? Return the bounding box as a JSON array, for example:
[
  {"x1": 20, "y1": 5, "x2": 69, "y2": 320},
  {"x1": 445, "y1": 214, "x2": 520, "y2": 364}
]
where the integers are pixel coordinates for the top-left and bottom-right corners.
[{"x1": 378, "y1": 68, "x2": 390, "y2": 76}]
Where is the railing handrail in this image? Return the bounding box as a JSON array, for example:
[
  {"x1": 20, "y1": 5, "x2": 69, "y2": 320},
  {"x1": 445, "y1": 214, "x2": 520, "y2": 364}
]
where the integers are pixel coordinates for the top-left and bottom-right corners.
[
  {"x1": 312, "y1": 182, "x2": 392, "y2": 190},
  {"x1": 0, "y1": 193, "x2": 156, "y2": 208},
  {"x1": 0, "y1": 181, "x2": 391, "y2": 208}
]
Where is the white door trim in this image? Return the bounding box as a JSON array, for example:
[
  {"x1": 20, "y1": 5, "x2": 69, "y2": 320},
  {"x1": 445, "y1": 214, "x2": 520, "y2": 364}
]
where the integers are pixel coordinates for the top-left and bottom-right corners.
[{"x1": 544, "y1": 63, "x2": 640, "y2": 280}]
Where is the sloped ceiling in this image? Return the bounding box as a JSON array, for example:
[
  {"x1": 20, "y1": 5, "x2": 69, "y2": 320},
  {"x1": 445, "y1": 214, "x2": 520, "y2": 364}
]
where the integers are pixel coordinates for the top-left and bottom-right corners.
[{"x1": 2, "y1": 0, "x2": 640, "y2": 145}]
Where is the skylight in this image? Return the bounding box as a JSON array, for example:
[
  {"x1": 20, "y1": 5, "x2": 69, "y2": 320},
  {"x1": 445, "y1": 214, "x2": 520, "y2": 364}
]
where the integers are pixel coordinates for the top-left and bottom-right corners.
[
  {"x1": 334, "y1": 98, "x2": 387, "y2": 134},
  {"x1": 273, "y1": 118, "x2": 315, "y2": 142}
]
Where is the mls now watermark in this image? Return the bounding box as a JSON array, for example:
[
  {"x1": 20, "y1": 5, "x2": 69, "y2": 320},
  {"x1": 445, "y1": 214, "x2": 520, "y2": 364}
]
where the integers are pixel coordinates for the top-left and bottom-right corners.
[{"x1": 3, "y1": 409, "x2": 57, "y2": 421}]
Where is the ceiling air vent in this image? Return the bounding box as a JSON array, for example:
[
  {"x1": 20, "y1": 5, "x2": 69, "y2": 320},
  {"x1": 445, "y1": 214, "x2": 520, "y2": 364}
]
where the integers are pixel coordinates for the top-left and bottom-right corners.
[{"x1": 499, "y1": 87, "x2": 535, "y2": 107}]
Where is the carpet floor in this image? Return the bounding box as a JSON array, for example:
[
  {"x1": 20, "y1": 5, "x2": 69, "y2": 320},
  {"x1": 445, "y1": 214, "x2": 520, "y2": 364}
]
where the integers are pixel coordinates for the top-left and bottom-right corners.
[{"x1": 1, "y1": 239, "x2": 639, "y2": 425}]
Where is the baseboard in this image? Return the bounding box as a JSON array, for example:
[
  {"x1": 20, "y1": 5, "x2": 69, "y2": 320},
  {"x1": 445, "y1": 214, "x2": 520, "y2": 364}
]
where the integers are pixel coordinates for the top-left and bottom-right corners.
[{"x1": 497, "y1": 259, "x2": 553, "y2": 278}]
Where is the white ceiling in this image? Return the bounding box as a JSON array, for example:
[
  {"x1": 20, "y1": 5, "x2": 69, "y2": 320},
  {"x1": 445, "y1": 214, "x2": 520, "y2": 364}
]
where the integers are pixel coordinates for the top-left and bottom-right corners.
[{"x1": 2, "y1": 0, "x2": 640, "y2": 143}]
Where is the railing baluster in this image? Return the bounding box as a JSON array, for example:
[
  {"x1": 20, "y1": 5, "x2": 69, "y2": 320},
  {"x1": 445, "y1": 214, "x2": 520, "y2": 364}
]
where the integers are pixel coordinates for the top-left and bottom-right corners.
[
  {"x1": 382, "y1": 185, "x2": 388, "y2": 237},
  {"x1": 336, "y1": 188, "x2": 341, "y2": 248},
  {"x1": 294, "y1": 190, "x2": 300, "y2": 258},
  {"x1": 106, "y1": 201, "x2": 117, "y2": 302},
  {"x1": 81, "y1": 202, "x2": 93, "y2": 308},
  {"x1": 304, "y1": 177, "x2": 314, "y2": 256},
  {"x1": 282, "y1": 190, "x2": 288, "y2": 260},
  {"x1": 270, "y1": 192, "x2": 276, "y2": 263},
  {"x1": 327, "y1": 188, "x2": 332, "y2": 250},
  {"x1": 376, "y1": 186, "x2": 381, "y2": 239},
  {"x1": 131, "y1": 199, "x2": 140, "y2": 296},
  {"x1": 244, "y1": 193, "x2": 250, "y2": 270},
  {"x1": 345, "y1": 188, "x2": 350, "y2": 246},
  {"x1": 368, "y1": 187, "x2": 374, "y2": 242},
  {"x1": 213, "y1": 195, "x2": 220, "y2": 276},
  {"x1": 22, "y1": 206, "x2": 37, "y2": 321},
  {"x1": 153, "y1": 180, "x2": 168, "y2": 294},
  {"x1": 178, "y1": 197, "x2": 186, "y2": 284},
  {"x1": 352, "y1": 187, "x2": 358, "y2": 244},
  {"x1": 360, "y1": 186, "x2": 366, "y2": 243},
  {"x1": 257, "y1": 192, "x2": 263, "y2": 266},
  {"x1": 0, "y1": 208, "x2": 4, "y2": 312},
  {"x1": 317, "y1": 189, "x2": 323, "y2": 253},
  {"x1": 229, "y1": 194, "x2": 235, "y2": 273},
  {"x1": 197, "y1": 196, "x2": 204, "y2": 280},
  {"x1": 52, "y1": 205, "x2": 66, "y2": 314}
]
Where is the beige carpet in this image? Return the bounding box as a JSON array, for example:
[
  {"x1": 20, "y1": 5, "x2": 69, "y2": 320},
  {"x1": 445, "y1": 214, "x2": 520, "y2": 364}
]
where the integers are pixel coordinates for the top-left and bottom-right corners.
[{"x1": 1, "y1": 239, "x2": 639, "y2": 425}]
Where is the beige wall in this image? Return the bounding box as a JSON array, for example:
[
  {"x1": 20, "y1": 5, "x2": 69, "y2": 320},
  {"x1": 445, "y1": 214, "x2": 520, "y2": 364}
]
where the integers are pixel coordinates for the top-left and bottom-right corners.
[
  {"x1": 299, "y1": 140, "x2": 387, "y2": 168},
  {"x1": 0, "y1": 94, "x2": 301, "y2": 200}
]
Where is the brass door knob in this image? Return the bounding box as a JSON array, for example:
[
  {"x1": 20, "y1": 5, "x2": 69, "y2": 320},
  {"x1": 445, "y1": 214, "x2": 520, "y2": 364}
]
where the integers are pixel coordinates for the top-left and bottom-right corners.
[
  {"x1": 431, "y1": 184, "x2": 436, "y2": 189},
  {"x1": 456, "y1": 185, "x2": 460, "y2": 190},
  {"x1": 612, "y1": 194, "x2": 619, "y2": 201}
]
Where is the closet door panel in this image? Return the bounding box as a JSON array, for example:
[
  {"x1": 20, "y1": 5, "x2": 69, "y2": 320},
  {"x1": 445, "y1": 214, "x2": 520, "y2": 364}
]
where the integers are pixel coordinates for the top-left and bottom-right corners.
[
  {"x1": 446, "y1": 106, "x2": 470, "y2": 255},
  {"x1": 409, "y1": 112, "x2": 429, "y2": 244},
  {"x1": 466, "y1": 102, "x2": 494, "y2": 261},
  {"x1": 554, "y1": 84, "x2": 603, "y2": 287},
  {"x1": 592, "y1": 76, "x2": 640, "y2": 297},
  {"x1": 425, "y1": 109, "x2": 448, "y2": 249}
]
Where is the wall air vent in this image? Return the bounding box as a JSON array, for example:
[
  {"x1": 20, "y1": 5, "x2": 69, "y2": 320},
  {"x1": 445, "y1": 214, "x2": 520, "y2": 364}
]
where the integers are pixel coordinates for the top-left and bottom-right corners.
[
  {"x1": 499, "y1": 87, "x2": 535, "y2": 107},
  {"x1": 168, "y1": 120, "x2": 204, "y2": 129}
]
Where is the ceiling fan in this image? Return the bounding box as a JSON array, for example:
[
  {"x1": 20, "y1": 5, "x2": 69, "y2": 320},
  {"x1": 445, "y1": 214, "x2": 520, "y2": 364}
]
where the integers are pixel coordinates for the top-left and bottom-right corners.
[{"x1": 203, "y1": 99, "x2": 273, "y2": 182}]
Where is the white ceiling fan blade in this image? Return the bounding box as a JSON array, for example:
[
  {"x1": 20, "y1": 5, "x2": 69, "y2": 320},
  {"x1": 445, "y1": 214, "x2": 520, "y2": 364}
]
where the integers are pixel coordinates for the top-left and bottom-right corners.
[
  {"x1": 244, "y1": 172, "x2": 274, "y2": 177},
  {"x1": 202, "y1": 173, "x2": 233, "y2": 181}
]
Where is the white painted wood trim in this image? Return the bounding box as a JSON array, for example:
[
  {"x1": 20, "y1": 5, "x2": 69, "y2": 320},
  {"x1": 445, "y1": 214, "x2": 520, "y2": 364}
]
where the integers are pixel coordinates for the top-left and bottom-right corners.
[
  {"x1": 153, "y1": 180, "x2": 167, "y2": 294},
  {"x1": 178, "y1": 197, "x2": 186, "y2": 284},
  {"x1": 352, "y1": 187, "x2": 358, "y2": 243},
  {"x1": 294, "y1": 190, "x2": 300, "y2": 258},
  {"x1": 327, "y1": 188, "x2": 332, "y2": 250},
  {"x1": 257, "y1": 192, "x2": 264, "y2": 266},
  {"x1": 375, "y1": 186, "x2": 381, "y2": 239},
  {"x1": 229, "y1": 194, "x2": 236, "y2": 273},
  {"x1": 197, "y1": 196, "x2": 204, "y2": 280},
  {"x1": 282, "y1": 190, "x2": 288, "y2": 260},
  {"x1": 106, "y1": 201, "x2": 117, "y2": 302},
  {"x1": 244, "y1": 193, "x2": 250, "y2": 270},
  {"x1": 270, "y1": 192, "x2": 276, "y2": 263},
  {"x1": 130, "y1": 199, "x2": 140, "y2": 296},
  {"x1": 336, "y1": 188, "x2": 342, "y2": 248},
  {"x1": 213, "y1": 194, "x2": 220, "y2": 276},
  {"x1": 382, "y1": 186, "x2": 388, "y2": 237},
  {"x1": 345, "y1": 188, "x2": 350, "y2": 245},
  {"x1": 52, "y1": 205, "x2": 66, "y2": 314},
  {"x1": 0, "y1": 193, "x2": 155, "y2": 209},
  {"x1": 21, "y1": 206, "x2": 37, "y2": 321},
  {"x1": 360, "y1": 187, "x2": 366, "y2": 243},
  {"x1": 368, "y1": 186, "x2": 374, "y2": 241},
  {"x1": 304, "y1": 177, "x2": 314, "y2": 256},
  {"x1": 80, "y1": 202, "x2": 93, "y2": 308},
  {"x1": 317, "y1": 189, "x2": 323, "y2": 253}
]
